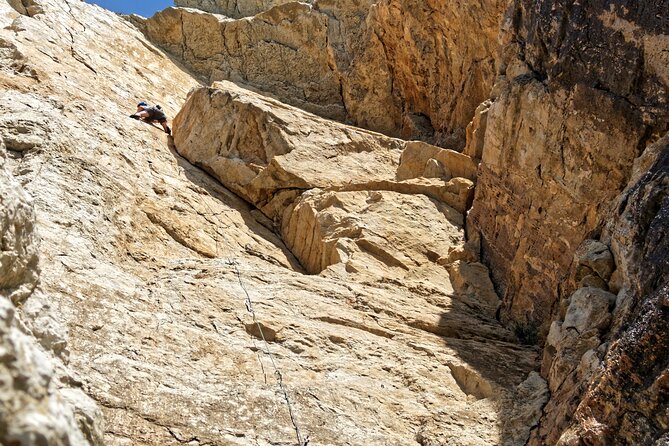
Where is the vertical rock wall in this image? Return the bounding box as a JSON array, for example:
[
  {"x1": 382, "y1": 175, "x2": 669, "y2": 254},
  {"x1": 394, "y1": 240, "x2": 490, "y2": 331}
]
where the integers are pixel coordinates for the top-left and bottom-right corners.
[
  {"x1": 142, "y1": 0, "x2": 508, "y2": 146},
  {"x1": 569, "y1": 139, "x2": 668, "y2": 446},
  {"x1": 532, "y1": 135, "x2": 669, "y2": 446},
  {"x1": 343, "y1": 0, "x2": 508, "y2": 146},
  {"x1": 468, "y1": 0, "x2": 669, "y2": 331},
  {"x1": 466, "y1": 1, "x2": 668, "y2": 444}
]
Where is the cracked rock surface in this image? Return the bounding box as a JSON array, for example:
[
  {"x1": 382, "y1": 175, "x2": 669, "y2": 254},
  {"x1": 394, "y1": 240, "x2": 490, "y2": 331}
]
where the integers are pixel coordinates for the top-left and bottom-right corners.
[
  {"x1": 467, "y1": 0, "x2": 669, "y2": 332},
  {"x1": 174, "y1": 0, "x2": 313, "y2": 19},
  {"x1": 464, "y1": 1, "x2": 669, "y2": 444},
  {"x1": 1, "y1": 127, "x2": 102, "y2": 444},
  {"x1": 0, "y1": 0, "x2": 546, "y2": 445},
  {"x1": 141, "y1": 0, "x2": 507, "y2": 147}
]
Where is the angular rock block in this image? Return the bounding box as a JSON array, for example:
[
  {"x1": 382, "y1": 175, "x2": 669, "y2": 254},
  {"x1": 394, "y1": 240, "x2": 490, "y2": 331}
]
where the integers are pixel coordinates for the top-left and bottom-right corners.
[{"x1": 174, "y1": 81, "x2": 477, "y2": 217}]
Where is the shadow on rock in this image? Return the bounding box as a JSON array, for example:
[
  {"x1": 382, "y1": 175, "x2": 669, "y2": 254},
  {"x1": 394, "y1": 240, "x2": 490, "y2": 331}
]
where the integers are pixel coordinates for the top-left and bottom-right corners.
[
  {"x1": 430, "y1": 260, "x2": 547, "y2": 446},
  {"x1": 165, "y1": 136, "x2": 305, "y2": 272}
]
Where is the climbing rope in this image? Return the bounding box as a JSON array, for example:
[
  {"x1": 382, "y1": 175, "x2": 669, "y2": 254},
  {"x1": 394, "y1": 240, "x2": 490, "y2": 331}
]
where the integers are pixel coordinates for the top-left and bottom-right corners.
[
  {"x1": 226, "y1": 258, "x2": 309, "y2": 446},
  {"x1": 148, "y1": 155, "x2": 309, "y2": 444}
]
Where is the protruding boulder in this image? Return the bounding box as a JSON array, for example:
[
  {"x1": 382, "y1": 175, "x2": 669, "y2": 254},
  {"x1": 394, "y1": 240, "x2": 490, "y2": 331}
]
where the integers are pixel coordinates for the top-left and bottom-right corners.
[
  {"x1": 562, "y1": 287, "x2": 615, "y2": 334},
  {"x1": 173, "y1": 81, "x2": 477, "y2": 218},
  {"x1": 573, "y1": 240, "x2": 615, "y2": 284},
  {"x1": 281, "y1": 189, "x2": 464, "y2": 279},
  {"x1": 397, "y1": 140, "x2": 477, "y2": 182},
  {"x1": 173, "y1": 81, "x2": 401, "y2": 213}
]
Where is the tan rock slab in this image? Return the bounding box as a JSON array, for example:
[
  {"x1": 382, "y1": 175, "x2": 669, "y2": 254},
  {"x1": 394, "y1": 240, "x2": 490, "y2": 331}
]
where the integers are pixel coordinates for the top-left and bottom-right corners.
[
  {"x1": 175, "y1": 0, "x2": 313, "y2": 18},
  {"x1": 397, "y1": 140, "x2": 478, "y2": 182},
  {"x1": 0, "y1": 1, "x2": 543, "y2": 445},
  {"x1": 281, "y1": 189, "x2": 464, "y2": 277}
]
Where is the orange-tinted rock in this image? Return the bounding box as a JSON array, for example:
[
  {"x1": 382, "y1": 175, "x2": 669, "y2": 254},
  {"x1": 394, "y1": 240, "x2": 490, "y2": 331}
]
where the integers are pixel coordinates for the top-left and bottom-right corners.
[{"x1": 143, "y1": 0, "x2": 508, "y2": 145}]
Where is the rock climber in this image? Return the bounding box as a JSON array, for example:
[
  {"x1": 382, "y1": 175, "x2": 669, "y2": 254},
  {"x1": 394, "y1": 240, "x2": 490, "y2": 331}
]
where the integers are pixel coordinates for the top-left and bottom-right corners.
[{"x1": 130, "y1": 101, "x2": 171, "y2": 135}]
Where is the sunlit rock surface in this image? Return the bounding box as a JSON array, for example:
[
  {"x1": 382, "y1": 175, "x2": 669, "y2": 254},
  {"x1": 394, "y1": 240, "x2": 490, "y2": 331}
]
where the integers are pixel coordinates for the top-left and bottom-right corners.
[
  {"x1": 468, "y1": 0, "x2": 669, "y2": 332},
  {"x1": 175, "y1": 0, "x2": 313, "y2": 18},
  {"x1": 0, "y1": 0, "x2": 543, "y2": 445},
  {"x1": 142, "y1": 0, "x2": 508, "y2": 146},
  {"x1": 3, "y1": 0, "x2": 666, "y2": 444}
]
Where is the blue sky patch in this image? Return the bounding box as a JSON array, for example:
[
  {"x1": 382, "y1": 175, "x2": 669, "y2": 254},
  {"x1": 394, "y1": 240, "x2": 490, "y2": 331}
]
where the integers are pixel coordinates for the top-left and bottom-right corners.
[{"x1": 85, "y1": 0, "x2": 174, "y2": 18}]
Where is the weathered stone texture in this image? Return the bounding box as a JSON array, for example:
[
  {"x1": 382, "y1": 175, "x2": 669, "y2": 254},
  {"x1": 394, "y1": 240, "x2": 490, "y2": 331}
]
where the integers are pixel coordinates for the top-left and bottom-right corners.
[
  {"x1": 468, "y1": 0, "x2": 669, "y2": 331},
  {"x1": 0, "y1": 135, "x2": 103, "y2": 445},
  {"x1": 5, "y1": 0, "x2": 665, "y2": 443},
  {"x1": 175, "y1": 0, "x2": 312, "y2": 18},
  {"x1": 173, "y1": 81, "x2": 483, "y2": 284},
  {"x1": 144, "y1": 4, "x2": 349, "y2": 120},
  {"x1": 281, "y1": 189, "x2": 464, "y2": 277},
  {"x1": 343, "y1": 0, "x2": 508, "y2": 146},
  {"x1": 464, "y1": 3, "x2": 668, "y2": 443},
  {"x1": 142, "y1": 0, "x2": 508, "y2": 146},
  {"x1": 173, "y1": 81, "x2": 476, "y2": 218},
  {"x1": 173, "y1": 81, "x2": 401, "y2": 209},
  {"x1": 0, "y1": 137, "x2": 38, "y2": 304},
  {"x1": 570, "y1": 136, "x2": 669, "y2": 446},
  {"x1": 0, "y1": 0, "x2": 545, "y2": 444},
  {"x1": 532, "y1": 135, "x2": 669, "y2": 446}
]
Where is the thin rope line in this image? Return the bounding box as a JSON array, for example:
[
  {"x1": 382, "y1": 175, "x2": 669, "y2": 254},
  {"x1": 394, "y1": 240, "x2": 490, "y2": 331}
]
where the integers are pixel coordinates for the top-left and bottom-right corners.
[
  {"x1": 179, "y1": 174, "x2": 309, "y2": 443},
  {"x1": 228, "y1": 259, "x2": 309, "y2": 446}
]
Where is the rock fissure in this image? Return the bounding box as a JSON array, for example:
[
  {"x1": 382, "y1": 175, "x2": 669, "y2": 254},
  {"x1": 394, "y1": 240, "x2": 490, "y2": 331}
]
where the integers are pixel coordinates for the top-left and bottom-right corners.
[
  {"x1": 66, "y1": 28, "x2": 97, "y2": 75},
  {"x1": 140, "y1": 0, "x2": 507, "y2": 146},
  {"x1": 1, "y1": 0, "x2": 666, "y2": 445}
]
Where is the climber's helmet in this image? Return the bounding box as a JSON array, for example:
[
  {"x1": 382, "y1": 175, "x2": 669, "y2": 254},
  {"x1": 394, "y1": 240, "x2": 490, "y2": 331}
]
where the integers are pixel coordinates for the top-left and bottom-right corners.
[{"x1": 137, "y1": 101, "x2": 148, "y2": 107}]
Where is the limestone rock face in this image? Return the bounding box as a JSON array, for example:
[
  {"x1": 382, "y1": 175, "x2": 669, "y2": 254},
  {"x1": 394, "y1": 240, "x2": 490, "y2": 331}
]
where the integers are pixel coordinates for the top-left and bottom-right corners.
[
  {"x1": 143, "y1": 0, "x2": 508, "y2": 145},
  {"x1": 144, "y1": 4, "x2": 348, "y2": 121},
  {"x1": 174, "y1": 0, "x2": 312, "y2": 18},
  {"x1": 281, "y1": 189, "x2": 463, "y2": 277},
  {"x1": 10, "y1": 0, "x2": 666, "y2": 443},
  {"x1": 342, "y1": 0, "x2": 508, "y2": 146},
  {"x1": 0, "y1": 135, "x2": 103, "y2": 444},
  {"x1": 0, "y1": 137, "x2": 38, "y2": 303},
  {"x1": 0, "y1": 294, "x2": 104, "y2": 446},
  {"x1": 532, "y1": 136, "x2": 669, "y2": 446},
  {"x1": 463, "y1": 2, "x2": 668, "y2": 444},
  {"x1": 173, "y1": 81, "x2": 480, "y2": 283},
  {"x1": 173, "y1": 81, "x2": 476, "y2": 217},
  {"x1": 0, "y1": 0, "x2": 545, "y2": 445},
  {"x1": 567, "y1": 136, "x2": 669, "y2": 445},
  {"x1": 467, "y1": 0, "x2": 669, "y2": 332}
]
